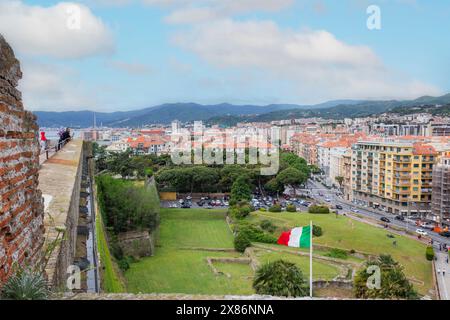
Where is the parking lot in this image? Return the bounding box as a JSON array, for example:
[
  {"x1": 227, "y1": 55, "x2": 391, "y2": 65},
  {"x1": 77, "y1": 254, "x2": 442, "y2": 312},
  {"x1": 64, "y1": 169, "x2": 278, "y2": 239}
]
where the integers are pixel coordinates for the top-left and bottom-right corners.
[{"x1": 161, "y1": 195, "x2": 230, "y2": 209}]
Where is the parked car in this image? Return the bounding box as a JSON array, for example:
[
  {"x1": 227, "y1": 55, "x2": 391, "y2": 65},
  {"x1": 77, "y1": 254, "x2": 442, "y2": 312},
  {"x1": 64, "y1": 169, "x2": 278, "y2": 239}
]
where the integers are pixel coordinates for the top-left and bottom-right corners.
[
  {"x1": 325, "y1": 198, "x2": 331, "y2": 202},
  {"x1": 380, "y1": 217, "x2": 391, "y2": 223},
  {"x1": 416, "y1": 229, "x2": 428, "y2": 236},
  {"x1": 439, "y1": 231, "x2": 450, "y2": 238},
  {"x1": 395, "y1": 215, "x2": 405, "y2": 221}
]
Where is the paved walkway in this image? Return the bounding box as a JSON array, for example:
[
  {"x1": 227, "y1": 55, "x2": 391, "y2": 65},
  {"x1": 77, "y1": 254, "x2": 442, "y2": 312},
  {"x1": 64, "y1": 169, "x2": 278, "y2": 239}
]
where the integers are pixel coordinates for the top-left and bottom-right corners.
[{"x1": 435, "y1": 251, "x2": 450, "y2": 300}]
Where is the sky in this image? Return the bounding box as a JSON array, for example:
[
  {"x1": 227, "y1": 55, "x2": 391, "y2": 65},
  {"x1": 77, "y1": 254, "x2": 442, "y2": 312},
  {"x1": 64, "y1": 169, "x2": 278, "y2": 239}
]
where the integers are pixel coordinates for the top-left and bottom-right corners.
[{"x1": 0, "y1": 0, "x2": 449, "y2": 112}]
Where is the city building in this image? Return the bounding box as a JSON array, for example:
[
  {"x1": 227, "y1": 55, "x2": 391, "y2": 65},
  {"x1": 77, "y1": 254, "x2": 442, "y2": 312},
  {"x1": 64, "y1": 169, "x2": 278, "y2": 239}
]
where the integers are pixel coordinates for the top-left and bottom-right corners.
[
  {"x1": 432, "y1": 157, "x2": 450, "y2": 226},
  {"x1": 351, "y1": 140, "x2": 438, "y2": 217}
]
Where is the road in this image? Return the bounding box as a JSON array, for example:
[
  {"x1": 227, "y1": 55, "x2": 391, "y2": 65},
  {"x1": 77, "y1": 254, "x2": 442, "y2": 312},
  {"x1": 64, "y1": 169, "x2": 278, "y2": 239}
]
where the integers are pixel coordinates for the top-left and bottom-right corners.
[
  {"x1": 436, "y1": 252, "x2": 450, "y2": 300},
  {"x1": 306, "y1": 179, "x2": 450, "y2": 247}
]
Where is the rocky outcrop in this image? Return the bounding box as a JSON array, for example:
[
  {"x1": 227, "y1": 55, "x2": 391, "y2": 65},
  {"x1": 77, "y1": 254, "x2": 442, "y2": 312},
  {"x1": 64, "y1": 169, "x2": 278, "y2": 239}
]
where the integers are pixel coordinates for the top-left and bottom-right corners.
[{"x1": 0, "y1": 34, "x2": 45, "y2": 284}]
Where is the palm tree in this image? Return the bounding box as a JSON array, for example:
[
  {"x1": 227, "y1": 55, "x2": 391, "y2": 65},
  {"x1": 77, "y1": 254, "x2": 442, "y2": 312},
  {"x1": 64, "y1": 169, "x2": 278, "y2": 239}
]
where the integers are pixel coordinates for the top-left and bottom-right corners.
[{"x1": 253, "y1": 260, "x2": 309, "y2": 297}]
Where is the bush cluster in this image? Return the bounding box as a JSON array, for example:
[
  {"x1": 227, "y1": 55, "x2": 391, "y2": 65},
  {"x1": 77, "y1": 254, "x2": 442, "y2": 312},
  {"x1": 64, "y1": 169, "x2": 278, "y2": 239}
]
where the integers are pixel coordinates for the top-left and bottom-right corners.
[
  {"x1": 235, "y1": 223, "x2": 278, "y2": 244},
  {"x1": 308, "y1": 205, "x2": 330, "y2": 214},
  {"x1": 269, "y1": 204, "x2": 282, "y2": 212},
  {"x1": 234, "y1": 232, "x2": 251, "y2": 252},
  {"x1": 325, "y1": 248, "x2": 348, "y2": 260},
  {"x1": 286, "y1": 204, "x2": 297, "y2": 212},
  {"x1": 313, "y1": 225, "x2": 323, "y2": 237},
  {"x1": 260, "y1": 220, "x2": 276, "y2": 233},
  {"x1": 426, "y1": 246, "x2": 435, "y2": 261}
]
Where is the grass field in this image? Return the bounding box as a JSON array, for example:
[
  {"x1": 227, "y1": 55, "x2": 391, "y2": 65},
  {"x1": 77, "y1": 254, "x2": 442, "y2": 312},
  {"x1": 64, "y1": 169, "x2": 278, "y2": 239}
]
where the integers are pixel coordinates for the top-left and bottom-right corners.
[
  {"x1": 248, "y1": 211, "x2": 433, "y2": 295},
  {"x1": 125, "y1": 208, "x2": 252, "y2": 295},
  {"x1": 125, "y1": 208, "x2": 433, "y2": 297}
]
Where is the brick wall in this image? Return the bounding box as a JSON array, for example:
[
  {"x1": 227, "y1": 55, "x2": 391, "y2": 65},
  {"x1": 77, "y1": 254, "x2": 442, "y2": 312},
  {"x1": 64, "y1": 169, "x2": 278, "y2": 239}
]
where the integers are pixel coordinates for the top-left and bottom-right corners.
[{"x1": 0, "y1": 34, "x2": 45, "y2": 283}]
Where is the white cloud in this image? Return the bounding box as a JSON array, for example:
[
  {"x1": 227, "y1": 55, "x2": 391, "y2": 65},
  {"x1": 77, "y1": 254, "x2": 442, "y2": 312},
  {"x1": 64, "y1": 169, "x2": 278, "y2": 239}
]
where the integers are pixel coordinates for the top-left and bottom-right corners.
[
  {"x1": 19, "y1": 60, "x2": 96, "y2": 111},
  {"x1": 172, "y1": 19, "x2": 441, "y2": 102},
  {"x1": 0, "y1": 1, "x2": 114, "y2": 59}
]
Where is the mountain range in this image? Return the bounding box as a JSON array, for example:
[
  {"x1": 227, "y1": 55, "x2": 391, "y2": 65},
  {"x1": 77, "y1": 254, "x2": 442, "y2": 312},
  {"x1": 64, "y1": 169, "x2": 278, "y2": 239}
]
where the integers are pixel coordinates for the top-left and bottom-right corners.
[{"x1": 33, "y1": 94, "x2": 450, "y2": 128}]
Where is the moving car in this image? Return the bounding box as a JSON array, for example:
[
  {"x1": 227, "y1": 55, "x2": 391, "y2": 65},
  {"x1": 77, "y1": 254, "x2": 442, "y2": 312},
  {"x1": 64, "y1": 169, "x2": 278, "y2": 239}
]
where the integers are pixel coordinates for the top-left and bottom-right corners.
[
  {"x1": 439, "y1": 231, "x2": 450, "y2": 238},
  {"x1": 416, "y1": 229, "x2": 428, "y2": 236},
  {"x1": 335, "y1": 205, "x2": 343, "y2": 210},
  {"x1": 395, "y1": 215, "x2": 405, "y2": 221},
  {"x1": 380, "y1": 217, "x2": 391, "y2": 223}
]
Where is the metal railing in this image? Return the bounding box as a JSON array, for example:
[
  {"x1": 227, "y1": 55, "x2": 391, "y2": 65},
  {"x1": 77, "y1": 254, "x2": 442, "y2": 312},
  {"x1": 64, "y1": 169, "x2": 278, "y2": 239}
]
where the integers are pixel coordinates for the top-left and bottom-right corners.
[{"x1": 39, "y1": 136, "x2": 73, "y2": 161}]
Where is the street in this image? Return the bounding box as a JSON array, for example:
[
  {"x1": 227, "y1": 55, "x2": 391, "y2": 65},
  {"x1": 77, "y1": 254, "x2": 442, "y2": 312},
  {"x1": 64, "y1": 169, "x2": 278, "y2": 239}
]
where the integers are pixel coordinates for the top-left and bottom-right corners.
[
  {"x1": 306, "y1": 179, "x2": 450, "y2": 247},
  {"x1": 435, "y1": 252, "x2": 450, "y2": 300}
]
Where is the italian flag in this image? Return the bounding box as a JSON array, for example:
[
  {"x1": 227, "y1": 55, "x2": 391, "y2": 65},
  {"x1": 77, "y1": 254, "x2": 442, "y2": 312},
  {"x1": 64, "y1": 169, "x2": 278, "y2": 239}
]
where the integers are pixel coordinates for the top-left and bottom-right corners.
[{"x1": 277, "y1": 226, "x2": 311, "y2": 248}]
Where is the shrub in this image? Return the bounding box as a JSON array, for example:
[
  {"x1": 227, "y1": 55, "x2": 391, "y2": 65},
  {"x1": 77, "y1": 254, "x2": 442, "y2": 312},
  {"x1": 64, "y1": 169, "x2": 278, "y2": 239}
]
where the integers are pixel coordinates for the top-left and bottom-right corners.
[
  {"x1": 229, "y1": 203, "x2": 252, "y2": 219},
  {"x1": 238, "y1": 224, "x2": 278, "y2": 244},
  {"x1": 118, "y1": 259, "x2": 130, "y2": 271},
  {"x1": 144, "y1": 168, "x2": 154, "y2": 177},
  {"x1": 286, "y1": 204, "x2": 297, "y2": 212},
  {"x1": 253, "y1": 260, "x2": 309, "y2": 297},
  {"x1": 269, "y1": 204, "x2": 282, "y2": 212},
  {"x1": 313, "y1": 225, "x2": 323, "y2": 237},
  {"x1": 1, "y1": 268, "x2": 49, "y2": 300},
  {"x1": 234, "y1": 232, "x2": 251, "y2": 253},
  {"x1": 350, "y1": 249, "x2": 356, "y2": 254},
  {"x1": 308, "y1": 205, "x2": 330, "y2": 214},
  {"x1": 325, "y1": 248, "x2": 348, "y2": 260},
  {"x1": 426, "y1": 246, "x2": 435, "y2": 261},
  {"x1": 260, "y1": 220, "x2": 276, "y2": 233},
  {"x1": 354, "y1": 254, "x2": 417, "y2": 299},
  {"x1": 259, "y1": 207, "x2": 267, "y2": 212}
]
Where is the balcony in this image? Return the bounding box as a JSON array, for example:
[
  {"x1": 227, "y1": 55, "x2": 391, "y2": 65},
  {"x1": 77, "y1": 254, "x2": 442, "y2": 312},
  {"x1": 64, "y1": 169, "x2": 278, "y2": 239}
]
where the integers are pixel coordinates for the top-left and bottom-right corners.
[
  {"x1": 394, "y1": 167, "x2": 411, "y2": 173},
  {"x1": 393, "y1": 189, "x2": 411, "y2": 195}
]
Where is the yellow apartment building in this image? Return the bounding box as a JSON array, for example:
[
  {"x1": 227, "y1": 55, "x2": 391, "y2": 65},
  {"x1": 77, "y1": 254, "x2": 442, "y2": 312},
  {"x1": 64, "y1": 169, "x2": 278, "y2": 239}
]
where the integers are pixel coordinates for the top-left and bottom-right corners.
[{"x1": 351, "y1": 140, "x2": 437, "y2": 217}]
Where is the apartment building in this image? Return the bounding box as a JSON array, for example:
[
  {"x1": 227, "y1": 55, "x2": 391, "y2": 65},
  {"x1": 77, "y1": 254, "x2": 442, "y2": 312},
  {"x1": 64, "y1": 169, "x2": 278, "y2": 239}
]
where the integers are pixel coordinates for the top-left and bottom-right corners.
[
  {"x1": 351, "y1": 140, "x2": 437, "y2": 217},
  {"x1": 342, "y1": 150, "x2": 353, "y2": 201},
  {"x1": 432, "y1": 157, "x2": 450, "y2": 225}
]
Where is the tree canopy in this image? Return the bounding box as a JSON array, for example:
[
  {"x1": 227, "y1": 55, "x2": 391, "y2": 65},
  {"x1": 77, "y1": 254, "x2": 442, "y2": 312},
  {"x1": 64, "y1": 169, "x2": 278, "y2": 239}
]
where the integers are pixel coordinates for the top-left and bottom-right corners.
[{"x1": 253, "y1": 260, "x2": 309, "y2": 297}]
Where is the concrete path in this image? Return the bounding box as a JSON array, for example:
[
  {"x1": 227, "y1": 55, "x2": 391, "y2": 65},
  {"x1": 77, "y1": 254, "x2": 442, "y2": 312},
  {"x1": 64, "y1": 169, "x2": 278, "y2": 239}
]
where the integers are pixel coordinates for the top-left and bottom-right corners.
[{"x1": 435, "y1": 251, "x2": 450, "y2": 300}]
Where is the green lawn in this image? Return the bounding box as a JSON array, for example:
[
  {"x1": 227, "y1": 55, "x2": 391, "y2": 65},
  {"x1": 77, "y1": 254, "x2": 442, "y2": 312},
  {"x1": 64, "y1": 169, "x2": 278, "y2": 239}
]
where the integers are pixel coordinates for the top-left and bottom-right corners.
[
  {"x1": 248, "y1": 211, "x2": 433, "y2": 295},
  {"x1": 125, "y1": 208, "x2": 433, "y2": 297},
  {"x1": 125, "y1": 208, "x2": 253, "y2": 295}
]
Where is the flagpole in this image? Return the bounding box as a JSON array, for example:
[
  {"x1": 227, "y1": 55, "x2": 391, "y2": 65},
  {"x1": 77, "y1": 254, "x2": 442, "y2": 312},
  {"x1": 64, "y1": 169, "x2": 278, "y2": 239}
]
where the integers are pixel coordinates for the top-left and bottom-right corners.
[{"x1": 310, "y1": 220, "x2": 313, "y2": 298}]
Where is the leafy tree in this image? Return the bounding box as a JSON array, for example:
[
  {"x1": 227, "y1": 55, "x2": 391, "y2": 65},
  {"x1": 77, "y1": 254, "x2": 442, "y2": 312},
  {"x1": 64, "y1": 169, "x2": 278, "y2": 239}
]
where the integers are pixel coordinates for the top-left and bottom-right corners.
[
  {"x1": 96, "y1": 175, "x2": 160, "y2": 233},
  {"x1": 219, "y1": 165, "x2": 252, "y2": 191},
  {"x1": 354, "y1": 254, "x2": 418, "y2": 299},
  {"x1": 276, "y1": 167, "x2": 307, "y2": 194},
  {"x1": 280, "y1": 152, "x2": 310, "y2": 177},
  {"x1": 253, "y1": 260, "x2": 309, "y2": 297},
  {"x1": 234, "y1": 232, "x2": 251, "y2": 253},
  {"x1": 335, "y1": 176, "x2": 345, "y2": 189},
  {"x1": 93, "y1": 142, "x2": 108, "y2": 172},
  {"x1": 231, "y1": 176, "x2": 252, "y2": 203},
  {"x1": 264, "y1": 178, "x2": 284, "y2": 194}
]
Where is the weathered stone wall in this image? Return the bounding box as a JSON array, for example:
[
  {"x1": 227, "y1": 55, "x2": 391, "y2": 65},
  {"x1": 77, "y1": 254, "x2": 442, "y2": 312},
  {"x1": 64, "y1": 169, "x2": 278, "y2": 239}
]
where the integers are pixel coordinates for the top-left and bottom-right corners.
[
  {"x1": 0, "y1": 34, "x2": 45, "y2": 283},
  {"x1": 40, "y1": 139, "x2": 84, "y2": 289},
  {"x1": 118, "y1": 230, "x2": 154, "y2": 258}
]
